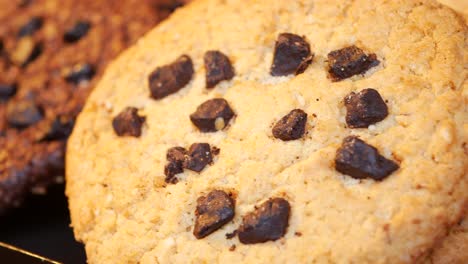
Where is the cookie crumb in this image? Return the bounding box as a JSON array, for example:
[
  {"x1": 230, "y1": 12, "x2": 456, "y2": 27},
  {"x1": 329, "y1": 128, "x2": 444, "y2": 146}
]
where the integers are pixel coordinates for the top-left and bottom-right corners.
[{"x1": 226, "y1": 230, "x2": 237, "y2": 239}]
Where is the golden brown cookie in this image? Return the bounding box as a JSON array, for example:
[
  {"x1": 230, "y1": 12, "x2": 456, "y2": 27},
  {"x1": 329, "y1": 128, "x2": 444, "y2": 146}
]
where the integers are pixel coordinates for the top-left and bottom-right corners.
[{"x1": 66, "y1": 0, "x2": 467, "y2": 262}]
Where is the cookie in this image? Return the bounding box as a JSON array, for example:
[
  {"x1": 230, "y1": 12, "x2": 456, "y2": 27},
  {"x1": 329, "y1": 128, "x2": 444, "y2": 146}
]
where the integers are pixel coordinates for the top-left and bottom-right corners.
[
  {"x1": 66, "y1": 0, "x2": 467, "y2": 263},
  {"x1": 0, "y1": 0, "x2": 185, "y2": 212},
  {"x1": 427, "y1": 218, "x2": 468, "y2": 264}
]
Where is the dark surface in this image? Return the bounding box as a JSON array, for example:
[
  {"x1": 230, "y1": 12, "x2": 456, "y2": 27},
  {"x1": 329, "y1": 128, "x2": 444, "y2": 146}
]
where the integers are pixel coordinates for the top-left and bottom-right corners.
[
  {"x1": 0, "y1": 183, "x2": 86, "y2": 264},
  {"x1": 0, "y1": 243, "x2": 57, "y2": 264}
]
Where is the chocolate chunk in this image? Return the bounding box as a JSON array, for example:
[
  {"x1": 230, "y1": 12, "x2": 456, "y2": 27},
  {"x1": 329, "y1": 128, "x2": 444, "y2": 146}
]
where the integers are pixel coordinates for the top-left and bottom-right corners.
[
  {"x1": 183, "y1": 143, "x2": 213, "y2": 172},
  {"x1": 204, "y1": 50, "x2": 235, "y2": 89},
  {"x1": 270, "y1": 33, "x2": 313, "y2": 76},
  {"x1": 164, "y1": 146, "x2": 187, "y2": 184},
  {"x1": 335, "y1": 136, "x2": 399, "y2": 180},
  {"x1": 6, "y1": 99, "x2": 43, "y2": 128},
  {"x1": 18, "y1": 17, "x2": 43, "y2": 37},
  {"x1": 190, "y1": 98, "x2": 234, "y2": 132},
  {"x1": 11, "y1": 38, "x2": 43, "y2": 67},
  {"x1": 148, "y1": 55, "x2": 193, "y2": 99},
  {"x1": 64, "y1": 21, "x2": 91, "y2": 43},
  {"x1": 238, "y1": 198, "x2": 290, "y2": 244},
  {"x1": 164, "y1": 162, "x2": 183, "y2": 184},
  {"x1": 344, "y1": 88, "x2": 388, "y2": 128},
  {"x1": 327, "y1": 45, "x2": 379, "y2": 81},
  {"x1": 0, "y1": 83, "x2": 18, "y2": 101},
  {"x1": 272, "y1": 109, "x2": 307, "y2": 141},
  {"x1": 193, "y1": 190, "x2": 235, "y2": 239},
  {"x1": 36, "y1": 115, "x2": 74, "y2": 141},
  {"x1": 112, "y1": 107, "x2": 145, "y2": 137},
  {"x1": 64, "y1": 63, "x2": 95, "y2": 84},
  {"x1": 167, "y1": 146, "x2": 187, "y2": 163}
]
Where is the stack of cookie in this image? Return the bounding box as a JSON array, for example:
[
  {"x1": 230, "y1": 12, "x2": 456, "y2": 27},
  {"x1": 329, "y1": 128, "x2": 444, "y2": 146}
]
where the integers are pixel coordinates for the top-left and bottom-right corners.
[
  {"x1": 65, "y1": 0, "x2": 467, "y2": 263},
  {"x1": 0, "y1": 0, "x2": 185, "y2": 212}
]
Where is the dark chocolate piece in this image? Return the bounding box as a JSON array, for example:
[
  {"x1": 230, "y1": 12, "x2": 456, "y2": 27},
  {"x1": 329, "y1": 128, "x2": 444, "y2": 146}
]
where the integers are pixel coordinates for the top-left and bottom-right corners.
[
  {"x1": 272, "y1": 109, "x2": 307, "y2": 141},
  {"x1": 167, "y1": 146, "x2": 187, "y2": 163},
  {"x1": 112, "y1": 107, "x2": 145, "y2": 137},
  {"x1": 0, "y1": 83, "x2": 18, "y2": 101},
  {"x1": 18, "y1": 17, "x2": 43, "y2": 37},
  {"x1": 193, "y1": 190, "x2": 235, "y2": 239},
  {"x1": 164, "y1": 146, "x2": 187, "y2": 184},
  {"x1": 270, "y1": 33, "x2": 313, "y2": 76},
  {"x1": 190, "y1": 98, "x2": 234, "y2": 132},
  {"x1": 164, "y1": 162, "x2": 183, "y2": 184},
  {"x1": 204, "y1": 50, "x2": 235, "y2": 89},
  {"x1": 238, "y1": 198, "x2": 290, "y2": 244},
  {"x1": 6, "y1": 99, "x2": 43, "y2": 128},
  {"x1": 148, "y1": 55, "x2": 193, "y2": 99},
  {"x1": 64, "y1": 21, "x2": 91, "y2": 43},
  {"x1": 344, "y1": 88, "x2": 388, "y2": 128},
  {"x1": 36, "y1": 115, "x2": 74, "y2": 141},
  {"x1": 335, "y1": 136, "x2": 399, "y2": 180},
  {"x1": 183, "y1": 143, "x2": 213, "y2": 172},
  {"x1": 327, "y1": 45, "x2": 379, "y2": 81},
  {"x1": 64, "y1": 63, "x2": 95, "y2": 84}
]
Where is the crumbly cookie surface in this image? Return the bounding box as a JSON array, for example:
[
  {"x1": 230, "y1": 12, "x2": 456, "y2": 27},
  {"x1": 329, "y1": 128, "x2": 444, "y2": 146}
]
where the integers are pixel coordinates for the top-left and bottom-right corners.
[
  {"x1": 66, "y1": 0, "x2": 467, "y2": 263},
  {"x1": 428, "y1": 219, "x2": 468, "y2": 264}
]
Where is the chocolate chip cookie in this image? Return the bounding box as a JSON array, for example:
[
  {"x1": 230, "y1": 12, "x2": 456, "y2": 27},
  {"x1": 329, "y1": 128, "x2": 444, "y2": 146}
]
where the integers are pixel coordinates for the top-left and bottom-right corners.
[
  {"x1": 66, "y1": 0, "x2": 467, "y2": 263},
  {"x1": 0, "y1": 0, "x2": 185, "y2": 212}
]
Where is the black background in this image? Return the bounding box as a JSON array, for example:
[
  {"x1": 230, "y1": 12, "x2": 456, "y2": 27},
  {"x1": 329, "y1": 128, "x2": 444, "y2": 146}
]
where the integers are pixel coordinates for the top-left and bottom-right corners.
[{"x1": 0, "y1": 184, "x2": 86, "y2": 263}]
